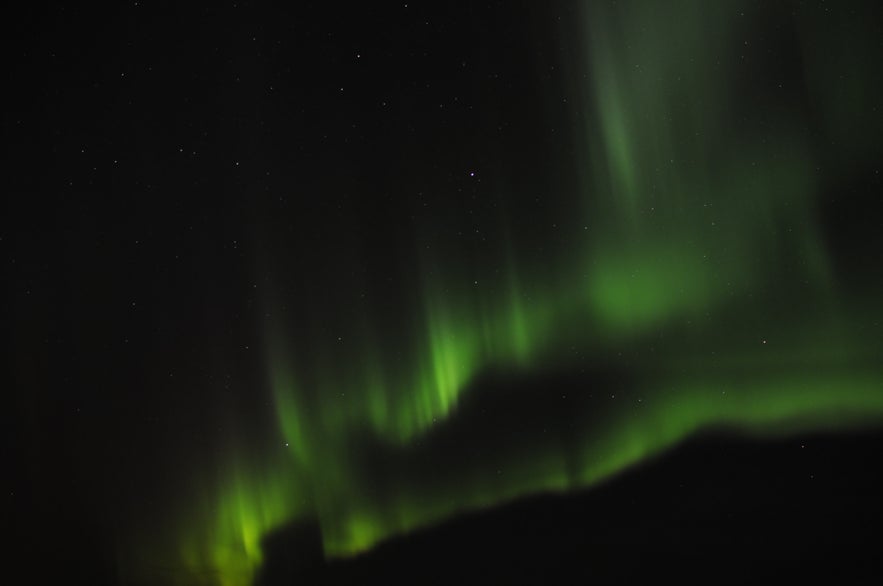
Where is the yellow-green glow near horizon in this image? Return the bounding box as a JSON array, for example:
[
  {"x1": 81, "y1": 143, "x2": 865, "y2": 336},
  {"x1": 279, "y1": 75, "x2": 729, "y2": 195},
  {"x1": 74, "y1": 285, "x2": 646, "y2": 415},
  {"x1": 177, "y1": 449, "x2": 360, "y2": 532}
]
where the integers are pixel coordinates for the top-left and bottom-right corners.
[{"x1": 142, "y1": 2, "x2": 883, "y2": 584}]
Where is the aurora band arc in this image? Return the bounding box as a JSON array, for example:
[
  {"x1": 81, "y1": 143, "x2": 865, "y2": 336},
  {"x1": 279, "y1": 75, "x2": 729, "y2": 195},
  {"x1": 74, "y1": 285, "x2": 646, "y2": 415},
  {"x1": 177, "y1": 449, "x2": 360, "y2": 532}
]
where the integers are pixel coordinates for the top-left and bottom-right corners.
[{"x1": 160, "y1": 2, "x2": 883, "y2": 585}]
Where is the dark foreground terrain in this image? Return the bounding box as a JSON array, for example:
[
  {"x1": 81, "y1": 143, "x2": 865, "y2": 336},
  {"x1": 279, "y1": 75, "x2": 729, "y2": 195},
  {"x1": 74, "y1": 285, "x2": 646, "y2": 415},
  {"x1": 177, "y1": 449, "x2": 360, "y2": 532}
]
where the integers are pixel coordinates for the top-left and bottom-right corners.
[
  {"x1": 11, "y1": 429, "x2": 883, "y2": 585},
  {"x1": 256, "y1": 429, "x2": 883, "y2": 585}
]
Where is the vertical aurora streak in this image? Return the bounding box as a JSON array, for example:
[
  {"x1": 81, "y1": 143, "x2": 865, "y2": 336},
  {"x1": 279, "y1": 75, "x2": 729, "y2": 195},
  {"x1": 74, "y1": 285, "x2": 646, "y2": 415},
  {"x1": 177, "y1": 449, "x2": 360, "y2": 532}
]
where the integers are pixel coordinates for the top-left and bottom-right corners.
[{"x1": 136, "y1": 2, "x2": 883, "y2": 584}]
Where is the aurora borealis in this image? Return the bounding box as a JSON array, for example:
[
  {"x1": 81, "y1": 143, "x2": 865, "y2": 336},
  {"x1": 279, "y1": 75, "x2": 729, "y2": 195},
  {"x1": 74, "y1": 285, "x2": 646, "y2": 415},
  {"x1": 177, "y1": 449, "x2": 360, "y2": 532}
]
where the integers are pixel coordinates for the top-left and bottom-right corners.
[{"x1": 6, "y1": 1, "x2": 883, "y2": 585}]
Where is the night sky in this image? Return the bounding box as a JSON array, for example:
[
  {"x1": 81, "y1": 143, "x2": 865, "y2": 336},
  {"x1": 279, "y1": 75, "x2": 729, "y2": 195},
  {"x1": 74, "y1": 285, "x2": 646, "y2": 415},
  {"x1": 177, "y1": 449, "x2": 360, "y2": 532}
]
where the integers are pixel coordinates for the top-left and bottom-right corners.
[{"x1": 5, "y1": 2, "x2": 883, "y2": 585}]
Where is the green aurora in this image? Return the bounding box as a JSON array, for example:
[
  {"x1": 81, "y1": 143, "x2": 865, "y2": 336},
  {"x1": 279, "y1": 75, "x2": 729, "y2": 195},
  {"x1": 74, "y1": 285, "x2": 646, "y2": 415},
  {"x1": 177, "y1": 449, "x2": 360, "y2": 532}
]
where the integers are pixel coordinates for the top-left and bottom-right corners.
[{"x1": 130, "y1": 2, "x2": 883, "y2": 584}]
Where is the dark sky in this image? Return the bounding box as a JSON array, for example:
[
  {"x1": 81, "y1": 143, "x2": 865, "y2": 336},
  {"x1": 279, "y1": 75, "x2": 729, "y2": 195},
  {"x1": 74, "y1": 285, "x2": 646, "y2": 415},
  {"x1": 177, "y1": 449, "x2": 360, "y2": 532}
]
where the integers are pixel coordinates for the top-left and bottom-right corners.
[{"x1": 5, "y1": 2, "x2": 883, "y2": 585}]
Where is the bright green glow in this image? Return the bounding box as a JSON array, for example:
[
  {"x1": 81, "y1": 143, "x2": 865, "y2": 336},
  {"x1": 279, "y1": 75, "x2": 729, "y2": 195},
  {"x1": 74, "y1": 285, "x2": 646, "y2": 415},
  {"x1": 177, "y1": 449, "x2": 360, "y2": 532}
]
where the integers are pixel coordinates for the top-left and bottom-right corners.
[
  {"x1": 167, "y1": 448, "x2": 307, "y2": 586},
  {"x1": 137, "y1": 2, "x2": 883, "y2": 584}
]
